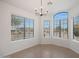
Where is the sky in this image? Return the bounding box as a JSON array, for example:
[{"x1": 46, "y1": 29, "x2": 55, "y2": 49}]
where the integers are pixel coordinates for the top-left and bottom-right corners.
[
  {"x1": 25, "y1": 19, "x2": 34, "y2": 28},
  {"x1": 54, "y1": 12, "x2": 68, "y2": 20},
  {"x1": 44, "y1": 20, "x2": 50, "y2": 28}
]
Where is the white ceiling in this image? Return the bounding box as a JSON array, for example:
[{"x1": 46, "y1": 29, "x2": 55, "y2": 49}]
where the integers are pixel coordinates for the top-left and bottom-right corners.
[{"x1": 1, "y1": 0, "x2": 79, "y2": 14}]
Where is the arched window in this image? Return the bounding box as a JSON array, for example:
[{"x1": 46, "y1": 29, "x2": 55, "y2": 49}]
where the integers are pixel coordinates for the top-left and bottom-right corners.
[{"x1": 53, "y1": 12, "x2": 68, "y2": 39}]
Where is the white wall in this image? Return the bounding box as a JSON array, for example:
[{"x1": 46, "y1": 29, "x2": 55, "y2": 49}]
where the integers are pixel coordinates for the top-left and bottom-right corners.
[
  {"x1": 0, "y1": 0, "x2": 79, "y2": 57},
  {"x1": 0, "y1": 1, "x2": 40, "y2": 57}
]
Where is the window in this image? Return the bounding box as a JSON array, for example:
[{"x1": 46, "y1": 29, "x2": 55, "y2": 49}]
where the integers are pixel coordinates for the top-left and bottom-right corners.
[
  {"x1": 11, "y1": 15, "x2": 34, "y2": 41},
  {"x1": 73, "y1": 16, "x2": 79, "y2": 41},
  {"x1": 11, "y1": 15, "x2": 24, "y2": 41},
  {"x1": 53, "y1": 12, "x2": 68, "y2": 39},
  {"x1": 25, "y1": 19, "x2": 34, "y2": 39},
  {"x1": 44, "y1": 20, "x2": 50, "y2": 37}
]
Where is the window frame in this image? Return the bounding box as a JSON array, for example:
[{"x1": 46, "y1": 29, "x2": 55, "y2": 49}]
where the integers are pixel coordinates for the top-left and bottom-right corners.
[
  {"x1": 53, "y1": 12, "x2": 69, "y2": 39},
  {"x1": 43, "y1": 20, "x2": 50, "y2": 38},
  {"x1": 11, "y1": 15, "x2": 34, "y2": 41}
]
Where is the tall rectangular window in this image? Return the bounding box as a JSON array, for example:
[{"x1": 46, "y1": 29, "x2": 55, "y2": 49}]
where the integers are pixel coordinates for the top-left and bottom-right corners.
[
  {"x1": 53, "y1": 19, "x2": 60, "y2": 37},
  {"x1": 29, "y1": 19, "x2": 34, "y2": 38},
  {"x1": 25, "y1": 19, "x2": 30, "y2": 38},
  {"x1": 11, "y1": 15, "x2": 34, "y2": 41},
  {"x1": 73, "y1": 16, "x2": 79, "y2": 40},
  {"x1": 61, "y1": 19, "x2": 68, "y2": 39},
  {"x1": 25, "y1": 19, "x2": 34, "y2": 39},
  {"x1": 44, "y1": 20, "x2": 50, "y2": 37}
]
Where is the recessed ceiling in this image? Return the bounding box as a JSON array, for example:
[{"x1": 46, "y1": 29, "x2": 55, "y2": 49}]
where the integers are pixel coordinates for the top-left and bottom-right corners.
[{"x1": 1, "y1": 0, "x2": 79, "y2": 14}]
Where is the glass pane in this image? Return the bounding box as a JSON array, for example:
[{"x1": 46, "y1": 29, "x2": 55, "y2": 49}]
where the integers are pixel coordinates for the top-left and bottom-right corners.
[
  {"x1": 53, "y1": 20, "x2": 60, "y2": 37},
  {"x1": 11, "y1": 15, "x2": 24, "y2": 41},
  {"x1": 61, "y1": 23, "x2": 68, "y2": 39},
  {"x1": 44, "y1": 20, "x2": 50, "y2": 37},
  {"x1": 29, "y1": 19, "x2": 34, "y2": 38},
  {"x1": 25, "y1": 19, "x2": 34, "y2": 38},
  {"x1": 73, "y1": 16, "x2": 79, "y2": 40},
  {"x1": 25, "y1": 19, "x2": 30, "y2": 38}
]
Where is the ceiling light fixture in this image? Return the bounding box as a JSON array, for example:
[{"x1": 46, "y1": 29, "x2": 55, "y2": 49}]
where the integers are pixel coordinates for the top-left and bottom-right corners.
[{"x1": 34, "y1": 0, "x2": 52, "y2": 16}]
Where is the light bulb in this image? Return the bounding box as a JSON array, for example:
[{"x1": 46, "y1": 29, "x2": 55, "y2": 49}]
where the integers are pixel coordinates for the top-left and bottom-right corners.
[{"x1": 45, "y1": 11, "x2": 48, "y2": 14}]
